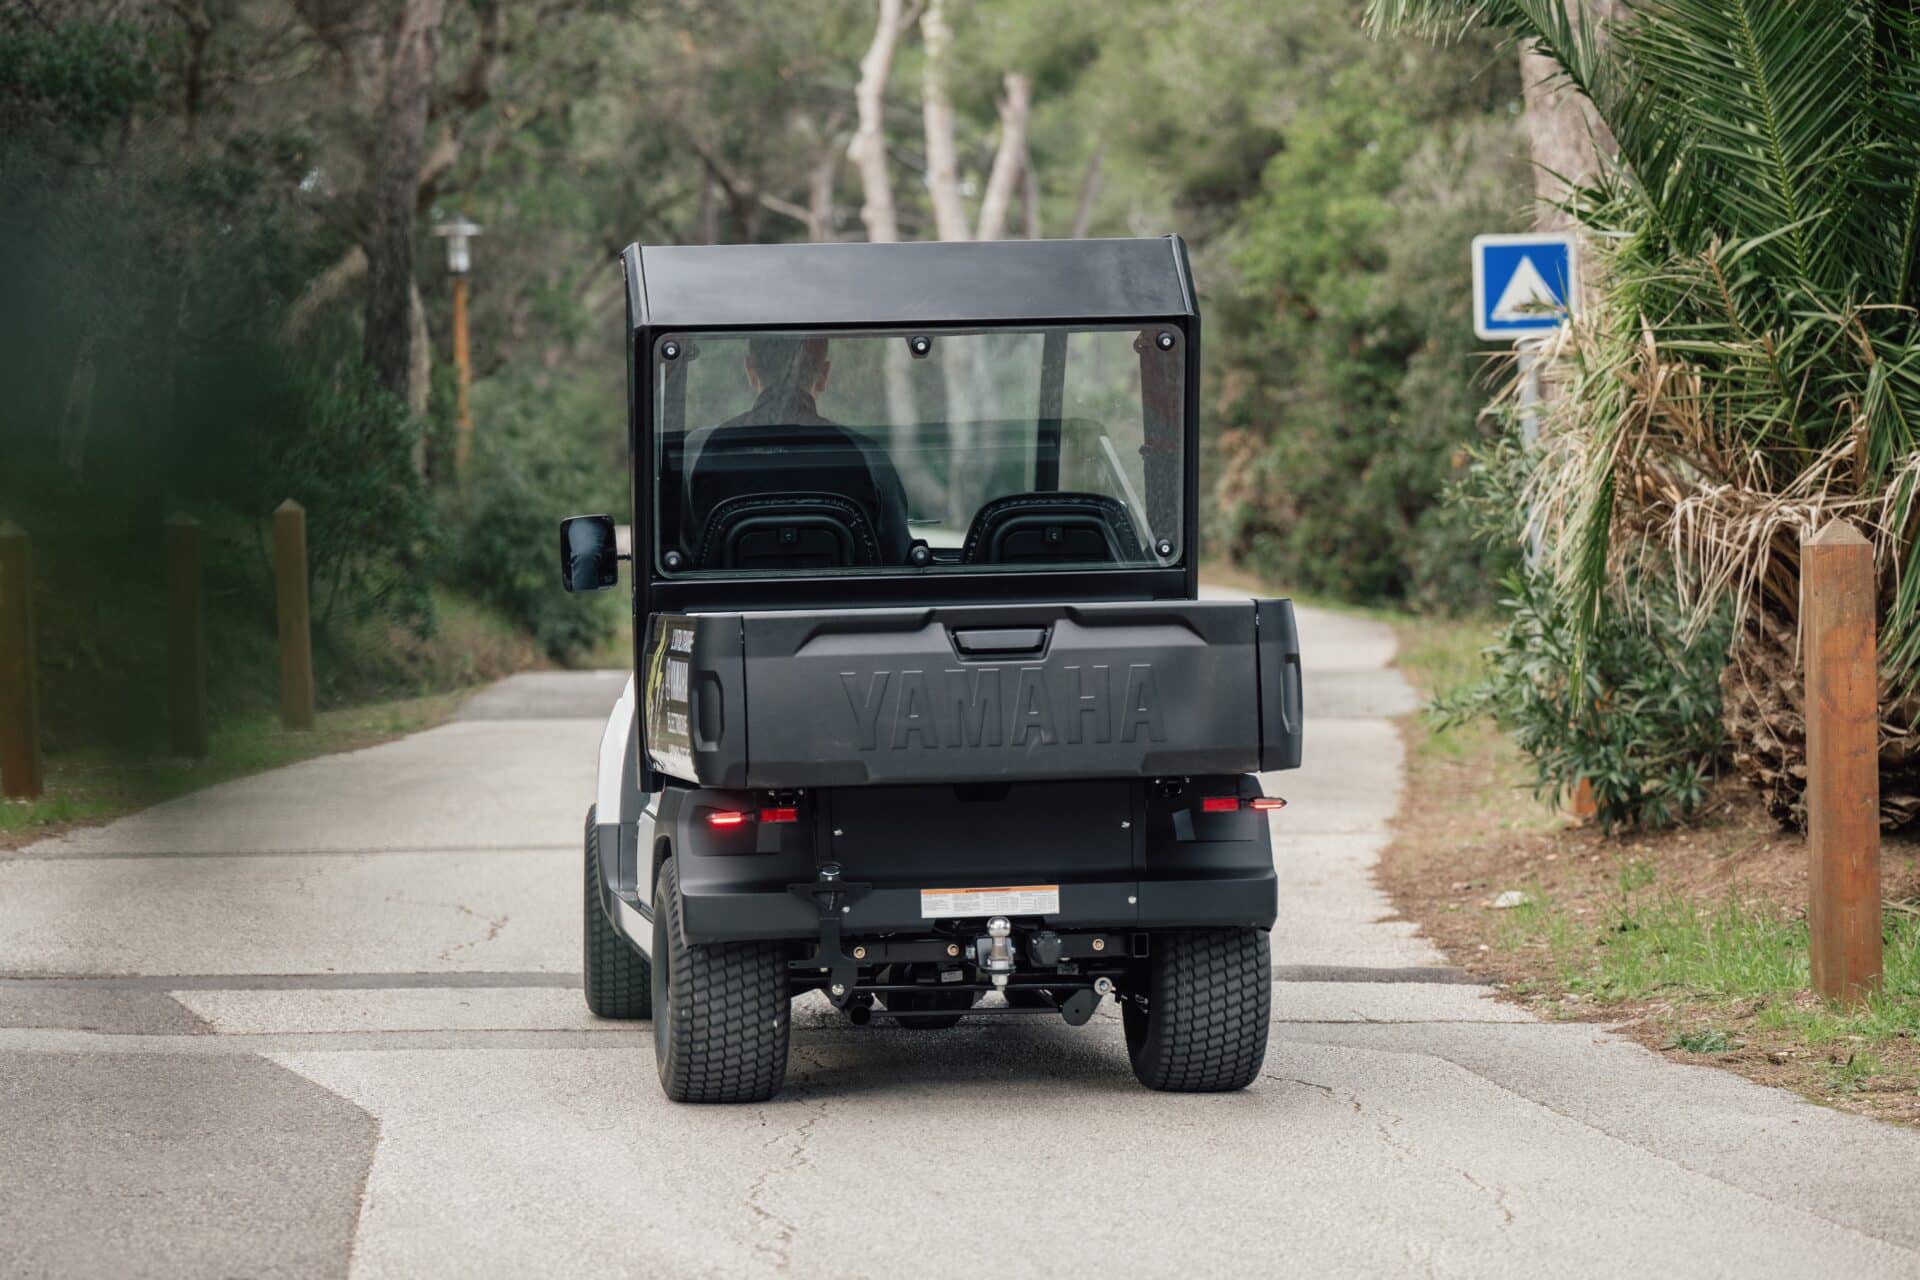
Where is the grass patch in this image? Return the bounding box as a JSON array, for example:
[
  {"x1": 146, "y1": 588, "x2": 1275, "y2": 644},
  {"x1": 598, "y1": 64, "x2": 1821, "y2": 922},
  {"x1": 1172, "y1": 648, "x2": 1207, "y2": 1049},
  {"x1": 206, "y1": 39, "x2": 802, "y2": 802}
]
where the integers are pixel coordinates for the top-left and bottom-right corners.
[
  {"x1": 2, "y1": 585, "x2": 553, "y2": 848},
  {"x1": 1390, "y1": 612, "x2": 1496, "y2": 703}
]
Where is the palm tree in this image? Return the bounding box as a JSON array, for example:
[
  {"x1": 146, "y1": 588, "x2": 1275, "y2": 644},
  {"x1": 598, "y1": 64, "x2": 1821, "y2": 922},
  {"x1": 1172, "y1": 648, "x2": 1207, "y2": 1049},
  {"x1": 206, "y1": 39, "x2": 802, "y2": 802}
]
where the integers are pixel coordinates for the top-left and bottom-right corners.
[{"x1": 1369, "y1": 0, "x2": 1920, "y2": 828}]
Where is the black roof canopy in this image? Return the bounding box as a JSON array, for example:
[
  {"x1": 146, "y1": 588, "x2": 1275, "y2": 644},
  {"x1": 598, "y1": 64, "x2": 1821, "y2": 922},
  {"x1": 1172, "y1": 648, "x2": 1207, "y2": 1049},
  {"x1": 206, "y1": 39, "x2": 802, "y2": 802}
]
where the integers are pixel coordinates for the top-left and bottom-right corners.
[{"x1": 623, "y1": 235, "x2": 1196, "y2": 331}]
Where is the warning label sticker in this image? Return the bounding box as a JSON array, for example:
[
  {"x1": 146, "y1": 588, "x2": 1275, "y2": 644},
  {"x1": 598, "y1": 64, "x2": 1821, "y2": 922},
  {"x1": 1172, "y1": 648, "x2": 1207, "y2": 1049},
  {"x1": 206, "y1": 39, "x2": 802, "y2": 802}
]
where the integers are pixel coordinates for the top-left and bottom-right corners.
[{"x1": 919, "y1": 885, "x2": 1061, "y2": 919}]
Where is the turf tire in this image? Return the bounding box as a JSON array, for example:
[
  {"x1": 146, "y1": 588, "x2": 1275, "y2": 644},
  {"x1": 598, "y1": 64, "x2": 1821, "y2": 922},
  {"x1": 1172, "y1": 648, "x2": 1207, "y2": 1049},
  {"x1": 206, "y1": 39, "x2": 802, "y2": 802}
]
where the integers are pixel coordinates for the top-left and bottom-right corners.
[
  {"x1": 652, "y1": 857, "x2": 790, "y2": 1103},
  {"x1": 582, "y1": 807, "x2": 651, "y2": 1019},
  {"x1": 1123, "y1": 928, "x2": 1271, "y2": 1092}
]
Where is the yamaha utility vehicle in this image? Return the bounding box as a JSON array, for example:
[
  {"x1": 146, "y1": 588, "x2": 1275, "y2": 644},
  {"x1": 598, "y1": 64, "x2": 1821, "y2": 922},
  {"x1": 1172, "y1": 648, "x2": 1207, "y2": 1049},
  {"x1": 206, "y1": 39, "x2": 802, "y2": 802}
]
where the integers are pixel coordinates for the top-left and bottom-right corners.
[{"x1": 562, "y1": 237, "x2": 1302, "y2": 1103}]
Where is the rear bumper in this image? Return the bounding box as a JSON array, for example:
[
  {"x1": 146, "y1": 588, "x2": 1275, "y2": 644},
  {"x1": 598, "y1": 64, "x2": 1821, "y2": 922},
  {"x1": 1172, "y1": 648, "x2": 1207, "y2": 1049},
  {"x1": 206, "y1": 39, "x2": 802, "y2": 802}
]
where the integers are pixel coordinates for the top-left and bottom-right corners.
[
  {"x1": 674, "y1": 868, "x2": 1276, "y2": 944},
  {"x1": 607, "y1": 776, "x2": 1283, "y2": 949}
]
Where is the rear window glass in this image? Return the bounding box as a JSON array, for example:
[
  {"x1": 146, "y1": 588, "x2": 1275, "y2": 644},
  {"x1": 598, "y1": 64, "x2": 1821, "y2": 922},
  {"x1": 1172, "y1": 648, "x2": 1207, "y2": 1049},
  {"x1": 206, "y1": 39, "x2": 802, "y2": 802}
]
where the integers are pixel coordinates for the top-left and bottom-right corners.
[{"x1": 652, "y1": 326, "x2": 1185, "y2": 576}]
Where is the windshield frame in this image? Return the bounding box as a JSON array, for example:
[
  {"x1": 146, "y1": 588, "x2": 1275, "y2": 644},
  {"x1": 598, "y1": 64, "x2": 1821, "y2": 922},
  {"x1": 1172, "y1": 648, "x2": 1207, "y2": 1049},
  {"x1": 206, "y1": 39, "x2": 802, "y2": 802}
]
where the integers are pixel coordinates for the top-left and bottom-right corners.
[{"x1": 623, "y1": 278, "x2": 1200, "y2": 614}]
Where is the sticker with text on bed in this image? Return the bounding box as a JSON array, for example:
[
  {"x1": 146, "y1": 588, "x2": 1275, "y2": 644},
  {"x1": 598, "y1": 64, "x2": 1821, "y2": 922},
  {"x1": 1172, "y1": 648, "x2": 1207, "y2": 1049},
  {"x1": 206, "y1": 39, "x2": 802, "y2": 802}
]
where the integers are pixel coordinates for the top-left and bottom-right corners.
[{"x1": 919, "y1": 885, "x2": 1060, "y2": 919}]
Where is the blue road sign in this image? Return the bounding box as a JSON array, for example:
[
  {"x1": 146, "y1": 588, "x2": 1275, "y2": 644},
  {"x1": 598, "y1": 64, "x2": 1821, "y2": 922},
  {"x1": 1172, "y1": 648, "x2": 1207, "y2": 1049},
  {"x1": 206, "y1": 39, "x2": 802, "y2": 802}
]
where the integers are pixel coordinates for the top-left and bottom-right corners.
[{"x1": 1472, "y1": 233, "x2": 1578, "y2": 341}]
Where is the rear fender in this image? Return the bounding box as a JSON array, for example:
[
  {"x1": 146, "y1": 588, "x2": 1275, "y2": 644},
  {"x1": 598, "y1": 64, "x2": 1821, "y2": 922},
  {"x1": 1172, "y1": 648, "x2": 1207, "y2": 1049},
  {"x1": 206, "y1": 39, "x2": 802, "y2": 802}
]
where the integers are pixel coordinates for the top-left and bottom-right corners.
[{"x1": 593, "y1": 678, "x2": 659, "y2": 950}]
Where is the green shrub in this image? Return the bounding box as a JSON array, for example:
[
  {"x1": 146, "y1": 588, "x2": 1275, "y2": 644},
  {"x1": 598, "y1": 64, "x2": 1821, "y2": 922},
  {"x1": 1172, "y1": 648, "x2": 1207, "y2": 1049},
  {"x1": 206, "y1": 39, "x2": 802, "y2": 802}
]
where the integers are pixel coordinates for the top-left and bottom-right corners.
[
  {"x1": 1436, "y1": 570, "x2": 1731, "y2": 832},
  {"x1": 443, "y1": 374, "x2": 623, "y2": 662},
  {"x1": 263, "y1": 355, "x2": 436, "y2": 633}
]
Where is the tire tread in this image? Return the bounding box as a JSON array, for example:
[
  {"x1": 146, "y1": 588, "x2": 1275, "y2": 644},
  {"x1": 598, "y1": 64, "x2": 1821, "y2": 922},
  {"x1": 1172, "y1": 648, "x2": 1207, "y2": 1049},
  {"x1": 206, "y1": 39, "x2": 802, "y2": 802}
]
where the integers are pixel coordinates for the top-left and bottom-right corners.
[
  {"x1": 656, "y1": 858, "x2": 790, "y2": 1103},
  {"x1": 583, "y1": 807, "x2": 652, "y2": 1020},
  {"x1": 1127, "y1": 928, "x2": 1271, "y2": 1092}
]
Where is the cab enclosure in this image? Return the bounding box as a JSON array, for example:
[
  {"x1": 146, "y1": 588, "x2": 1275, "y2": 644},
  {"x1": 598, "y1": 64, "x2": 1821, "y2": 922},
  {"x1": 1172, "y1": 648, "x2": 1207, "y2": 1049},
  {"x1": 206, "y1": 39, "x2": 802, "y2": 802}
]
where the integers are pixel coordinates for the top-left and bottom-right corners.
[{"x1": 562, "y1": 237, "x2": 1302, "y2": 1103}]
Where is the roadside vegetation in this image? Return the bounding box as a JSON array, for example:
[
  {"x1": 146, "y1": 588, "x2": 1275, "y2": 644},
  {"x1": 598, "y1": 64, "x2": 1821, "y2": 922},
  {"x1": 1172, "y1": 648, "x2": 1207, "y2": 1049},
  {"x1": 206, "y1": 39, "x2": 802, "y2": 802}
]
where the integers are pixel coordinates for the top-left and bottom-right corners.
[
  {"x1": 1384, "y1": 613, "x2": 1920, "y2": 1125},
  {"x1": 1, "y1": 588, "x2": 547, "y2": 846},
  {"x1": 0, "y1": 689, "x2": 471, "y2": 848},
  {"x1": 1342, "y1": 0, "x2": 1920, "y2": 1122}
]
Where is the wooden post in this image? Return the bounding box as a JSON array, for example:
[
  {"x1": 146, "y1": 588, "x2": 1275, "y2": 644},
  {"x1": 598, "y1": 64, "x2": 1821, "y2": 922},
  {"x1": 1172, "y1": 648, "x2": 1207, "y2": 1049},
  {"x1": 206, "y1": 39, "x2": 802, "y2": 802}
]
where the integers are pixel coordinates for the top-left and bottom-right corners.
[
  {"x1": 165, "y1": 515, "x2": 209, "y2": 758},
  {"x1": 451, "y1": 274, "x2": 473, "y2": 486},
  {"x1": 0, "y1": 522, "x2": 44, "y2": 799},
  {"x1": 1802, "y1": 518, "x2": 1881, "y2": 1004},
  {"x1": 274, "y1": 500, "x2": 315, "y2": 730}
]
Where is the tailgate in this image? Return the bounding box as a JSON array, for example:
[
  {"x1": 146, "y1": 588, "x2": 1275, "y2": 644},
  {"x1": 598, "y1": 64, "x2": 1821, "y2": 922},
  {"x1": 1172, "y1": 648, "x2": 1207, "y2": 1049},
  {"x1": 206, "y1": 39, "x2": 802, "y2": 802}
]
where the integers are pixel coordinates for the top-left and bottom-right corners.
[
  {"x1": 644, "y1": 599, "x2": 1301, "y2": 789},
  {"x1": 747, "y1": 601, "x2": 1256, "y2": 786}
]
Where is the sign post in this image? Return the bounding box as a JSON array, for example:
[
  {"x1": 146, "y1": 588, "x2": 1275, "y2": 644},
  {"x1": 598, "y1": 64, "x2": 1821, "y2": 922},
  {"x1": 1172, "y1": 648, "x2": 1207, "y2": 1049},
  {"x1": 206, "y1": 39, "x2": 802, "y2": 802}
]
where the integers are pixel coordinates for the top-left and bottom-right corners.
[
  {"x1": 1472, "y1": 231, "x2": 1580, "y2": 569},
  {"x1": 1474, "y1": 231, "x2": 1587, "y2": 814}
]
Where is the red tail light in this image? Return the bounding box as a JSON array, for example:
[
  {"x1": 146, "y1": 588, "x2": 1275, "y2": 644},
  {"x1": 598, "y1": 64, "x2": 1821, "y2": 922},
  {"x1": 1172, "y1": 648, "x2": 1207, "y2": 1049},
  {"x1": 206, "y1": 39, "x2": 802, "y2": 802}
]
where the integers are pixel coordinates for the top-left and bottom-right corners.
[
  {"x1": 1250, "y1": 796, "x2": 1287, "y2": 812},
  {"x1": 759, "y1": 807, "x2": 799, "y2": 824},
  {"x1": 705, "y1": 809, "x2": 750, "y2": 829},
  {"x1": 1200, "y1": 796, "x2": 1240, "y2": 813}
]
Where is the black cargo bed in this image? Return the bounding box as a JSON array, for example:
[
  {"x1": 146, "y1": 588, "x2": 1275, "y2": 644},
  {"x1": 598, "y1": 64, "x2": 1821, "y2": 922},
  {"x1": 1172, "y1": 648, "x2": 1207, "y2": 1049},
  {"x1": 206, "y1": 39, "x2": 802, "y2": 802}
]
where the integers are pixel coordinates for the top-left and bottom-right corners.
[{"x1": 642, "y1": 598, "x2": 1301, "y2": 789}]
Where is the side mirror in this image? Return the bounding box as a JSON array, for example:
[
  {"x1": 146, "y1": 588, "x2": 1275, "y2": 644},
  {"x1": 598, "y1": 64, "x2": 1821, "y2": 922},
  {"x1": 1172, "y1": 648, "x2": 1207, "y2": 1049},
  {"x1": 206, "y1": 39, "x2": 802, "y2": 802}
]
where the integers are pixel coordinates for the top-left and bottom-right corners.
[{"x1": 559, "y1": 514, "x2": 620, "y2": 593}]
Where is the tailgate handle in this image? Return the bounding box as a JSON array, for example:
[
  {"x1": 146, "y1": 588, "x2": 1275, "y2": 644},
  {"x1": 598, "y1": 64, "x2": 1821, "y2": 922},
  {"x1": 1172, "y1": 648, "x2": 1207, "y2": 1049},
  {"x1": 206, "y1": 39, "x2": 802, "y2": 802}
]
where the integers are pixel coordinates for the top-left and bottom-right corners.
[{"x1": 951, "y1": 626, "x2": 1049, "y2": 656}]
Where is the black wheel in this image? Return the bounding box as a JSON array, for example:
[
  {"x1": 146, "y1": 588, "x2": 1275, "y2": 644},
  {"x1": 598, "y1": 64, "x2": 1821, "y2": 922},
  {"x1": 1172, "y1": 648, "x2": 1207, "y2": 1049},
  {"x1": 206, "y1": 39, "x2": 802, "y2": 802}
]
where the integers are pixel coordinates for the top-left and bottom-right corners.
[
  {"x1": 652, "y1": 858, "x2": 790, "y2": 1103},
  {"x1": 1123, "y1": 928, "x2": 1271, "y2": 1092},
  {"x1": 583, "y1": 807, "x2": 651, "y2": 1019},
  {"x1": 876, "y1": 964, "x2": 978, "y2": 1029}
]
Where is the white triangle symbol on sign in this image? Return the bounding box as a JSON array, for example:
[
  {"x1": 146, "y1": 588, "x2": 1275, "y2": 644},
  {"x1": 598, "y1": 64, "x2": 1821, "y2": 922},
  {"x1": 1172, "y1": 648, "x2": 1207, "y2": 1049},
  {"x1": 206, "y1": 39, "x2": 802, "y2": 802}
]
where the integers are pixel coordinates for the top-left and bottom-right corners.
[{"x1": 1490, "y1": 254, "x2": 1561, "y2": 323}]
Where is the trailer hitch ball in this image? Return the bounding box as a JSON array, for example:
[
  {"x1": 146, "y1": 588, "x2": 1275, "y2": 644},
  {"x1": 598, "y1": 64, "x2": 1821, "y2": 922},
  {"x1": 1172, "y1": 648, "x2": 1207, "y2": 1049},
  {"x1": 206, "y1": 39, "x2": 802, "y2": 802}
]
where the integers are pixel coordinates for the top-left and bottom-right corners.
[{"x1": 975, "y1": 916, "x2": 1017, "y2": 990}]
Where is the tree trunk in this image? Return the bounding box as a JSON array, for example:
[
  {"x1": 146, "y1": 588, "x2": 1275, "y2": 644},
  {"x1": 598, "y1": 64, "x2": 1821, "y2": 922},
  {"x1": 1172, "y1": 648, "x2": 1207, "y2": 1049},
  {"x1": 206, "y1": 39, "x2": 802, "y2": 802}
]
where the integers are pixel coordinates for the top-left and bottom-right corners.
[
  {"x1": 1721, "y1": 603, "x2": 1920, "y2": 832},
  {"x1": 805, "y1": 139, "x2": 840, "y2": 243},
  {"x1": 1518, "y1": 1, "x2": 1618, "y2": 230},
  {"x1": 974, "y1": 71, "x2": 1031, "y2": 242},
  {"x1": 1068, "y1": 144, "x2": 1103, "y2": 239},
  {"x1": 849, "y1": 0, "x2": 910, "y2": 244},
  {"x1": 847, "y1": 0, "x2": 920, "y2": 484},
  {"x1": 921, "y1": 0, "x2": 970, "y2": 242},
  {"x1": 169, "y1": 0, "x2": 214, "y2": 141},
  {"x1": 363, "y1": 0, "x2": 446, "y2": 403},
  {"x1": 1021, "y1": 145, "x2": 1041, "y2": 239}
]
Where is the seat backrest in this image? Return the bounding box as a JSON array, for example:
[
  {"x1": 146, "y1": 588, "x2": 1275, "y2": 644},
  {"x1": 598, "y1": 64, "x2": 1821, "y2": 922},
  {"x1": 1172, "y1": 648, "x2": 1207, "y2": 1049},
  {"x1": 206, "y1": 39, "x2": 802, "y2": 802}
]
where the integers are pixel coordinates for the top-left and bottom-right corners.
[
  {"x1": 681, "y1": 423, "x2": 908, "y2": 563},
  {"x1": 695, "y1": 492, "x2": 881, "y2": 571},
  {"x1": 959, "y1": 491, "x2": 1146, "y2": 565}
]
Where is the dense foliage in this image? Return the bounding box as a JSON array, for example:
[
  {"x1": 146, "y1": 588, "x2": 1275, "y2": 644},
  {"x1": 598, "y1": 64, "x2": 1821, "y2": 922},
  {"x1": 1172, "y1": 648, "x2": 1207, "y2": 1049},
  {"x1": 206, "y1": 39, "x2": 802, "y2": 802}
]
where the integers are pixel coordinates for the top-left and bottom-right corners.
[
  {"x1": 1089, "y1": 1, "x2": 1529, "y2": 609},
  {"x1": 1373, "y1": 0, "x2": 1920, "y2": 829},
  {"x1": 0, "y1": 17, "x2": 432, "y2": 745}
]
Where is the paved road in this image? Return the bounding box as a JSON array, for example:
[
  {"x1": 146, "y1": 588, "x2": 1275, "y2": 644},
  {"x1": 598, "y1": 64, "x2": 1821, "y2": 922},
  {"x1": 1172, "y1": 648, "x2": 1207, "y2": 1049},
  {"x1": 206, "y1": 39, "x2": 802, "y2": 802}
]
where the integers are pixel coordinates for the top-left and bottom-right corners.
[{"x1": 6, "y1": 606, "x2": 1920, "y2": 1278}]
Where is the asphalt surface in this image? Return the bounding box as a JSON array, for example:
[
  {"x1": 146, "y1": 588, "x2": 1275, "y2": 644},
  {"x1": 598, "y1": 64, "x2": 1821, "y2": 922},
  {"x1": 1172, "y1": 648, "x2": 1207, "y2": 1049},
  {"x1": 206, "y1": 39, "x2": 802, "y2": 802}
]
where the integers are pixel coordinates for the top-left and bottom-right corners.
[{"x1": 5, "y1": 602, "x2": 1920, "y2": 1278}]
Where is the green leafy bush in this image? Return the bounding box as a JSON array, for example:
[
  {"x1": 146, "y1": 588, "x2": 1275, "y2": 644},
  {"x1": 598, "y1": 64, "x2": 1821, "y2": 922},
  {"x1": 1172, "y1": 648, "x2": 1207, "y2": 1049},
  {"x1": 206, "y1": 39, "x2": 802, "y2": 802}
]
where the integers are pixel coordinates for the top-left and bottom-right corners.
[
  {"x1": 1436, "y1": 571, "x2": 1731, "y2": 832},
  {"x1": 442, "y1": 372, "x2": 623, "y2": 662},
  {"x1": 263, "y1": 355, "x2": 436, "y2": 633}
]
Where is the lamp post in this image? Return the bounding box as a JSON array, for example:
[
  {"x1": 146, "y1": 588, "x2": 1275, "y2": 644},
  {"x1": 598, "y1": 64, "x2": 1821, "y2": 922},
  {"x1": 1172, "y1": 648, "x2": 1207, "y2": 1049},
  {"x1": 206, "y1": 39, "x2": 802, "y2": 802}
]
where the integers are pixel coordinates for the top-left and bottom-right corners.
[{"x1": 433, "y1": 216, "x2": 482, "y2": 486}]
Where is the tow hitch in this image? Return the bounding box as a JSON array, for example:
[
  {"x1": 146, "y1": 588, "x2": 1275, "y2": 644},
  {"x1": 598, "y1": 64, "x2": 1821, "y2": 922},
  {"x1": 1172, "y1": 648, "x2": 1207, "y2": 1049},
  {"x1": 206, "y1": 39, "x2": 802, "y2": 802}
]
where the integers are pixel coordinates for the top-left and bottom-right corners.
[{"x1": 974, "y1": 916, "x2": 1017, "y2": 990}]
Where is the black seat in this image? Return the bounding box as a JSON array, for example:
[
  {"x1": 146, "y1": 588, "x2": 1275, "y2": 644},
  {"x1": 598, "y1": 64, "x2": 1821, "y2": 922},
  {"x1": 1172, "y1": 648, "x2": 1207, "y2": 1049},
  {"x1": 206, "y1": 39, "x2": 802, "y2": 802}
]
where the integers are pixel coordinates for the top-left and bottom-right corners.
[
  {"x1": 696, "y1": 492, "x2": 881, "y2": 571},
  {"x1": 679, "y1": 423, "x2": 912, "y2": 566},
  {"x1": 959, "y1": 492, "x2": 1146, "y2": 565}
]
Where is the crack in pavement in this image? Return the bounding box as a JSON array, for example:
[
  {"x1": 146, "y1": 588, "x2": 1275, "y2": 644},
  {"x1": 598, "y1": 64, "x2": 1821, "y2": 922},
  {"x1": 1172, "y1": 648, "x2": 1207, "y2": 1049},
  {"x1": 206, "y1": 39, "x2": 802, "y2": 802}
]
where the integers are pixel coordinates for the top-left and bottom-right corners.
[
  {"x1": 433, "y1": 905, "x2": 509, "y2": 965},
  {"x1": 1260, "y1": 1071, "x2": 1334, "y2": 1098},
  {"x1": 744, "y1": 1048, "x2": 832, "y2": 1270},
  {"x1": 1295, "y1": 1034, "x2": 1920, "y2": 1259}
]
